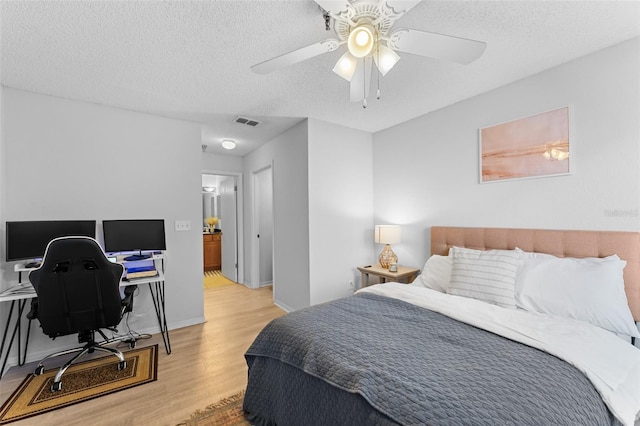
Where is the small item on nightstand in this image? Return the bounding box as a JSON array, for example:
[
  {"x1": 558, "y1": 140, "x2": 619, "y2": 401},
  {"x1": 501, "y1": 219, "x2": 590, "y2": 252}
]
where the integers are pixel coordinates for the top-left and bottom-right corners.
[{"x1": 389, "y1": 263, "x2": 398, "y2": 272}]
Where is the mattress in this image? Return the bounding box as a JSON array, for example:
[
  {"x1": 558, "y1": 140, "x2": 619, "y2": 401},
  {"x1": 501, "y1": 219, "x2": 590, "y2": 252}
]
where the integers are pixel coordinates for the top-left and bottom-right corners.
[{"x1": 244, "y1": 284, "x2": 640, "y2": 425}]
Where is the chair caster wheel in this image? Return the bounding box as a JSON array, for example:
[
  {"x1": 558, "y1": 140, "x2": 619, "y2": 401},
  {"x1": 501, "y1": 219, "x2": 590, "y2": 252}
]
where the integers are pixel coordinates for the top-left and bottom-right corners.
[
  {"x1": 34, "y1": 365, "x2": 44, "y2": 375},
  {"x1": 51, "y1": 381, "x2": 62, "y2": 392},
  {"x1": 118, "y1": 361, "x2": 127, "y2": 371}
]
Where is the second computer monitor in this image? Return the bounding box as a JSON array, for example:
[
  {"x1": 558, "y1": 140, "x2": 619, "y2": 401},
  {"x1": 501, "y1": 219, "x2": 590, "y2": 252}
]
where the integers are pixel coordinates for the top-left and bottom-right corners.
[{"x1": 103, "y1": 219, "x2": 166, "y2": 260}]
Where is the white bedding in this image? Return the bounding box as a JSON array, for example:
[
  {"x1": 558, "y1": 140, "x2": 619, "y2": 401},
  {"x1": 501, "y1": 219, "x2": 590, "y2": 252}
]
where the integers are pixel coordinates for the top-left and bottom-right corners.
[{"x1": 358, "y1": 283, "x2": 640, "y2": 426}]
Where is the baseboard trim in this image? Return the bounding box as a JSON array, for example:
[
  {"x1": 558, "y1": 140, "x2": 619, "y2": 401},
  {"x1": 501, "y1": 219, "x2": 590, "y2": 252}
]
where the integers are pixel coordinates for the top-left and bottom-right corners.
[{"x1": 273, "y1": 299, "x2": 294, "y2": 313}]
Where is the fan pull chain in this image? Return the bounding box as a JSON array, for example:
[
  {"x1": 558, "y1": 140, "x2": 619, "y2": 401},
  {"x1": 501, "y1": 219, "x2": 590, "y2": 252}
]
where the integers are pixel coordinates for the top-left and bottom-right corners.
[
  {"x1": 362, "y1": 56, "x2": 367, "y2": 109},
  {"x1": 376, "y1": 30, "x2": 381, "y2": 100},
  {"x1": 376, "y1": 54, "x2": 380, "y2": 100},
  {"x1": 376, "y1": 48, "x2": 381, "y2": 100}
]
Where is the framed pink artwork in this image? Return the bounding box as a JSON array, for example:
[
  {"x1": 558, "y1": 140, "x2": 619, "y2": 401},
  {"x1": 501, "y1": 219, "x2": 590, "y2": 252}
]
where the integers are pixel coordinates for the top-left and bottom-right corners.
[{"x1": 479, "y1": 106, "x2": 570, "y2": 183}]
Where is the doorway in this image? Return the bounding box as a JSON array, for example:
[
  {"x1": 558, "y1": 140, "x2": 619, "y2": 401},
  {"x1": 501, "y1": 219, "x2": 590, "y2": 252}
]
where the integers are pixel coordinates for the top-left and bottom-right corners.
[
  {"x1": 252, "y1": 166, "x2": 273, "y2": 288},
  {"x1": 202, "y1": 172, "x2": 243, "y2": 284}
]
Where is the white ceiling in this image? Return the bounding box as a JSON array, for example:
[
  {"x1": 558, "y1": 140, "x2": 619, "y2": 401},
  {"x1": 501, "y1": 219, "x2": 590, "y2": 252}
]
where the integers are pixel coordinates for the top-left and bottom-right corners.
[{"x1": 2, "y1": 1, "x2": 639, "y2": 157}]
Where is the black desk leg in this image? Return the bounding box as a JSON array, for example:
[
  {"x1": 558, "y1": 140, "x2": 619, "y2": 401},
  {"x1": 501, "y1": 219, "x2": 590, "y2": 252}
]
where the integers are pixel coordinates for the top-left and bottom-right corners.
[
  {"x1": 0, "y1": 301, "x2": 17, "y2": 376},
  {"x1": 148, "y1": 281, "x2": 171, "y2": 354},
  {"x1": 0, "y1": 299, "x2": 32, "y2": 377},
  {"x1": 17, "y1": 301, "x2": 31, "y2": 366}
]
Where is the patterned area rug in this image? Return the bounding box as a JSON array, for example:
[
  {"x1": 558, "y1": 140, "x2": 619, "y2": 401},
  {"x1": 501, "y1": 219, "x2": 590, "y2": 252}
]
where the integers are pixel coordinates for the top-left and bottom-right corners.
[
  {"x1": 0, "y1": 345, "x2": 158, "y2": 424},
  {"x1": 204, "y1": 270, "x2": 236, "y2": 289},
  {"x1": 177, "y1": 391, "x2": 249, "y2": 426}
]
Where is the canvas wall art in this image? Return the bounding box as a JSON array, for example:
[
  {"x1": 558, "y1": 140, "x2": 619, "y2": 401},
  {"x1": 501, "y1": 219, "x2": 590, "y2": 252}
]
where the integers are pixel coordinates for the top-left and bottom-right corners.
[{"x1": 479, "y1": 107, "x2": 570, "y2": 183}]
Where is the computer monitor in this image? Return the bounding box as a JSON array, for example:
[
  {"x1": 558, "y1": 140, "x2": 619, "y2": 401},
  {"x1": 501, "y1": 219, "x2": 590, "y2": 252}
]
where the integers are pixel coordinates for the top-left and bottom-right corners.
[
  {"x1": 5, "y1": 220, "x2": 97, "y2": 262},
  {"x1": 102, "y1": 219, "x2": 166, "y2": 261}
]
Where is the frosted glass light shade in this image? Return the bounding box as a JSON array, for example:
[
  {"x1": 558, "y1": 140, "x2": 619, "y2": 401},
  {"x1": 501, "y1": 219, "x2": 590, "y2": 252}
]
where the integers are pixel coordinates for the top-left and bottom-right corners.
[
  {"x1": 374, "y1": 44, "x2": 400, "y2": 76},
  {"x1": 347, "y1": 24, "x2": 374, "y2": 58},
  {"x1": 332, "y1": 51, "x2": 358, "y2": 81},
  {"x1": 374, "y1": 225, "x2": 401, "y2": 244}
]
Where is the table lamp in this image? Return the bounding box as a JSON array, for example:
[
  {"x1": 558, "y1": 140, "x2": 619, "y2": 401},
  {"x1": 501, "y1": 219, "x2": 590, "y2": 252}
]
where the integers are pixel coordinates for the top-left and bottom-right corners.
[{"x1": 375, "y1": 225, "x2": 401, "y2": 269}]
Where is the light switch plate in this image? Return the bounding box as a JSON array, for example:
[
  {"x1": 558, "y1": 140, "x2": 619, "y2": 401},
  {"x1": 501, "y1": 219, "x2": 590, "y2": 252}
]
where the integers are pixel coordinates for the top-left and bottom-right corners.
[{"x1": 175, "y1": 220, "x2": 191, "y2": 231}]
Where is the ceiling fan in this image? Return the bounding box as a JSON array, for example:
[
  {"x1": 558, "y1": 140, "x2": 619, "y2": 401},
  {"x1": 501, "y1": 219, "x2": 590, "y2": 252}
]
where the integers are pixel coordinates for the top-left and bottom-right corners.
[{"x1": 250, "y1": 0, "x2": 487, "y2": 107}]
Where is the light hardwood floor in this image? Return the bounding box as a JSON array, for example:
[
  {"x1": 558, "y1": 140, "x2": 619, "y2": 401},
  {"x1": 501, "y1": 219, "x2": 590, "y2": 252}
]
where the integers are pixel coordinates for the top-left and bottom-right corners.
[{"x1": 0, "y1": 283, "x2": 284, "y2": 425}]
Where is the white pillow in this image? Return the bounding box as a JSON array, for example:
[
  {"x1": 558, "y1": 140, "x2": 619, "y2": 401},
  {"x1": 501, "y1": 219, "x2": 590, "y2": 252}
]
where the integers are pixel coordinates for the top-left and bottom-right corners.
[
  {"x1": 447, "y1": 247, "x2": 521, "y2": 309},
  {"x1": 516, "y1": 253, "x2": 640, "y2": 338},
  {"x1": 413, "y1": 255, "x2": 452, "y2": 292}
]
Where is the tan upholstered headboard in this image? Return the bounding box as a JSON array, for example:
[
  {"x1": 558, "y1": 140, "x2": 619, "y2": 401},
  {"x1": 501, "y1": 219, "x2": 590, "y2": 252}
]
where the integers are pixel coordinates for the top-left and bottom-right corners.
[{"x1": 431, "y1": 226, "x2": 640, "y2": 321}]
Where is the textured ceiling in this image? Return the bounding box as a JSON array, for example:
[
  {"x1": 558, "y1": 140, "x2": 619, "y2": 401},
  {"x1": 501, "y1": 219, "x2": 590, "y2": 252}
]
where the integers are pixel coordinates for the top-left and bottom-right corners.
[{"x1": 2, "y1": 1, "x2": 639, "y2": 156}]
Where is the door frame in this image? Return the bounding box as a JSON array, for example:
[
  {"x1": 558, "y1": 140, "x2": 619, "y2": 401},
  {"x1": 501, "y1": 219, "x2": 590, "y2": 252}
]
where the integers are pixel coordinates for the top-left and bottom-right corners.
[
  {"x1": 202, "y1": 169, "x2": 244, "y2": 285},
  {"x1": 251, "y1": 164, "x2": 275, "y2": 290}
]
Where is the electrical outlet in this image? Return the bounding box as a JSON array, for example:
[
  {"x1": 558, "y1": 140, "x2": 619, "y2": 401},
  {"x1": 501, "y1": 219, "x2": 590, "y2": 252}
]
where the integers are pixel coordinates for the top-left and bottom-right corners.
[{"x1": 175, "y1": 220, "x2": 191, "y2": 231}]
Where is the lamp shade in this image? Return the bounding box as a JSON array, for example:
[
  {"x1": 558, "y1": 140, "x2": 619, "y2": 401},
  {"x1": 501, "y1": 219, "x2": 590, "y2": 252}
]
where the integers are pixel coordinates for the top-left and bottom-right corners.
[
  {"x1": 374, "y1": 44, "x2": 400, "y2": 76},
  {"x1": 348, "y1": 24, "x2": 375, "y2": 58},
  {"x1": 332, "y1": 51, "x2": 358, "y2": 81},
  {"x1": 374, "y1": 225, "x2": 401, "y2": 245}
]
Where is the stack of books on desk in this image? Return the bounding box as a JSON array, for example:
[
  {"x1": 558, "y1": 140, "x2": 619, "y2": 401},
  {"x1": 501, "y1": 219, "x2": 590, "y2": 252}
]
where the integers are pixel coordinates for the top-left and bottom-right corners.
[{"x1": 125, "y1": 266, "x2": 158, "y2": 280}]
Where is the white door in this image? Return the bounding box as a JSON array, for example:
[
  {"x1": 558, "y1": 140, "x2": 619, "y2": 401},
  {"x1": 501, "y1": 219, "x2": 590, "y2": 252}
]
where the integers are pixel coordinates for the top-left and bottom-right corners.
[
  {"x1": 219, "y1": 177, "x2": 237, "y2": 282},
  {"x1": 254, "y1": 167, "x2": 273, "y2": 286}
]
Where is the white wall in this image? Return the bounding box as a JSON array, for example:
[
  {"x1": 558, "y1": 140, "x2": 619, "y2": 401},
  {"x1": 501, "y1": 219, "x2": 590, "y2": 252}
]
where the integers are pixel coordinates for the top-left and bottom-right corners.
[
  {"x1": 243, "y1": 120, "x2": 310, "y2": 311},
  {"x1": 372, "y1": 37, "x2": 640, "y2": 269},
  {"x1": 242, "y1": 119, "x2": 374, "y2": 309},
  {"x1": 0, "y1": 88, "x2": 205, "y2": 367},
  {"x1": 201, "y1": 152, "x2": 243, "y2": 173},
  {"x1": 256, "y1": 167, "x2": 273, "y2": 285},
  {"x1": 308, "y1": 119, "x2": 374, "y2": 302}
]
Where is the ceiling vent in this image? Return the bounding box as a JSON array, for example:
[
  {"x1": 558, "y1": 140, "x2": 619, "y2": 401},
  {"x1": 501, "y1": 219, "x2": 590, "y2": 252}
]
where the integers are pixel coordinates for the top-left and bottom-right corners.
[{"x1": 234, "y1": 116, "x2": 261, "y2": 127}]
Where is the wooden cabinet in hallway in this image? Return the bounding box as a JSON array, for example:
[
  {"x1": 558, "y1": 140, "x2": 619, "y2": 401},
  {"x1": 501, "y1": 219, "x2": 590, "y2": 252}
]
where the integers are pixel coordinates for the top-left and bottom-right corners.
[{"x1": 203, "y1": 232, "x2": 222, "y2": 271}]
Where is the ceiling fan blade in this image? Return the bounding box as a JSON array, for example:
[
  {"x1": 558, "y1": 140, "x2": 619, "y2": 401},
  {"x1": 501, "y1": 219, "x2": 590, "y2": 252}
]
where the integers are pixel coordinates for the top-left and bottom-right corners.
[
  {"x1": 389, "y1": 28, "x2": 486, "y2": 64},
  {"x1": 380, "y1": 0, "x2": 423, "y2": 19},
  {"x1": 314, "y1": 0, "x2": 354, "y2": 19},
  {"x1": 350, "y1": 58, "x2": 373, "y2": 102},
  {"x1": 251, "y1": 39, "x2": 341, "y2": 74}
]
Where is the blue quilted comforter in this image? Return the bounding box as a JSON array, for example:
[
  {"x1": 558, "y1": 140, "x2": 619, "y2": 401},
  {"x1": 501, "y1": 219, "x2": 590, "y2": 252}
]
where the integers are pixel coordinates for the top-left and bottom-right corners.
[{"x1": 244, "y1": 292, "x2": 619, "y2": 425}]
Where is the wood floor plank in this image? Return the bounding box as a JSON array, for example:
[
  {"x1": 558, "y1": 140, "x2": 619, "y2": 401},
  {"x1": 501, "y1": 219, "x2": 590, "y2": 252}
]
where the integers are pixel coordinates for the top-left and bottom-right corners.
[{"x1": 0, "y1": 284, "x2": 284, "y2": 425}]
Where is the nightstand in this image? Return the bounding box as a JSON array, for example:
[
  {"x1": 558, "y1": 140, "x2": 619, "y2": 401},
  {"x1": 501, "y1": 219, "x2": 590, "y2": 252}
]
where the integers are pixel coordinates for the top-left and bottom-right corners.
[{"x1": 357, "y1": 264, "x2": 420, "y2": 288}]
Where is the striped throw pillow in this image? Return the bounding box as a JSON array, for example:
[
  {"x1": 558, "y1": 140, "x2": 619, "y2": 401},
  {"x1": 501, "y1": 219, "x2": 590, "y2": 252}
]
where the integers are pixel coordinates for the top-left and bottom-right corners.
[{"x1": 448, "y1": 247, "x2": 521, "y2": 309}]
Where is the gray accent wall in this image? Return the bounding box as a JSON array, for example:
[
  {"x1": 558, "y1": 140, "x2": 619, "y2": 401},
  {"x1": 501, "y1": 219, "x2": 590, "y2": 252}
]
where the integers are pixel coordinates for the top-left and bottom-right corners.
[
  {"x1": 244, "y1": 120, "x2": 311, "y2": 311},
  {"x1": 372, "y1": 37, "x2": 640, "y2": 269},
  {"x1": 0, "y1": 87, "x2": 204, "y2": 366}
]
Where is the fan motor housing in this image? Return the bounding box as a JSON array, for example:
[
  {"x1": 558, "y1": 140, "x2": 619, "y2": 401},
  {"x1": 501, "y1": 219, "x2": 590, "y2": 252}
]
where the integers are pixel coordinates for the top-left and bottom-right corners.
[{"x1": 333, "y1": 2, "x2": 394, "y2": 41}]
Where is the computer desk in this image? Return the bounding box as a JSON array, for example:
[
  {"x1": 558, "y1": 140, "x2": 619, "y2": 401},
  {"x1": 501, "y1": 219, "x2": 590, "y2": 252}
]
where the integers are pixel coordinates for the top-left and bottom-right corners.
[
  {"x1": 0, "y1": 254, "x2": 171, "y2": 378},
  {"x1": 0, "y1": 286, "x2": 35, "y2": 376},
  {"x1": 119, "y1": 266, "x2": 171, "y2": 356}
]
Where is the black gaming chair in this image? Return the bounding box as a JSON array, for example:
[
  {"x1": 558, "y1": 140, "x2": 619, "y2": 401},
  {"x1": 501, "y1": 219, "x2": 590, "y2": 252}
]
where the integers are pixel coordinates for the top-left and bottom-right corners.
[{"x1": 28, "y1": 236, "x2": 132, "y2": 391}]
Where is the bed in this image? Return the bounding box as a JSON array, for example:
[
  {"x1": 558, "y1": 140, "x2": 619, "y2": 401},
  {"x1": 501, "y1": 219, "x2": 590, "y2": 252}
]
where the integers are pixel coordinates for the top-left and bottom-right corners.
[{"x1": 243, "y1": 227, "x2": 640, "y2": 425}]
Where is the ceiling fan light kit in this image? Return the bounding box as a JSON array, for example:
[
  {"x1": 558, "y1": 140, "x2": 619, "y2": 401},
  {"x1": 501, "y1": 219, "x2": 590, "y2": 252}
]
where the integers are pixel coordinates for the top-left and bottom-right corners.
[
  {"x1": 333, "y1": 51, "x2": 358, "y2": 81},
  {"x1": 374, "y1": 43, "x2": 401, "y2": 76},
  {"x1": 347, "y1": 23, "x2": 375, "y2": 57},
  {"x1": 251, "y1": 0, "x2": 486, "y2": 108}
]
